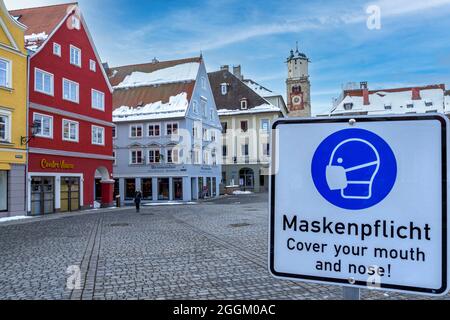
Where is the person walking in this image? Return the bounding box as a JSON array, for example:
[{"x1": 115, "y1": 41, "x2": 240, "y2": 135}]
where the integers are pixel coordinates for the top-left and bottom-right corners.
[{"x1": 134, "y1": 190, "x2": 142, "y2": 213}]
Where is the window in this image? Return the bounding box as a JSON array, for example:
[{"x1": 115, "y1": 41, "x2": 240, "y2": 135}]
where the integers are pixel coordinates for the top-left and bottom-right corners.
[
  {"x1": 91, "y1": 126, "x2": 105, "y2": 145},
  {"x1": 203, "y1": 128, "x2": 208, "y2": 141},
  {"x1": 212, "y1": 149, "x2": 217, "y2": 165},
  {"x1": 407, "y1": 104, "x2": 414, "y2": 109},
  {"x1": 241, "y1": 120, "x2": 248, "y2": 133},
  {"x1": 63, "y1": 79, "x2": 79, "y2": 103},
  {"x1": 221, "y1": 122, "x2": 228, "y2": 134},
  {"x1": 167, "y1": 148, "x2": 179, "y2": 164},
  {"x1": 158, "y1": 178, "x2": 170, "y2": 201},
  {"x1": 192, "y1": 100, "x2": 198, "y2": 113},
  {"x1": 384, "y1": 105, "x2": 392, "y2": 110},
  {"x1": 0, "y1": 171, "x2": 6, "y2": 211},
  {"x1": 166, "y1": 123, "x2": 178, "y2": 135},
  {"x1": 0, "y1": 58, "x2": 11, "y2": 88},
  {"x1": 112, "y1": 125, "x2": 116, "y2": 139},
  {"x1": 125, "y1": 179, "x2": 136, "y2": 200},
  {"x1": 425, "y1": 101, "x2": 434, "y2": 107},
  {"x1": 130, "y1": 150, "x2": 143, "y2": 165},
  {"x1": 90, "y1": 59, "x2": 96, "y2": 72},
  {"x1": 0, "y1": 112, "x2": 10, "y2": 142},
  {"x1": 343, "y1": 103, "x2": 353, "y2": 110},
  {"x1": 148, "y1": 124, "x2": 160, "y2": 137},
  {"x1": 130, "y1": 124, "x2": 143, "y2": 138},
  {"x1": 201, "y1": 99, "x2": 207, "y2": 117},
  {"x1": 210, "y1": 109, "x2": 214, "y2": 121},
  {"x1": 35, "y1": 68, "x2": 53, "y2": 95},
  {"x1": 33, "y1": 113, "x2": 53, "y2": 138},
  {"x1": 201, "y1": 77, "x2": 206, "y2": 89},
  {"x1": 242, "y1": 143, "x2": 249, "y2": 156},
  {"x1": 261, "y1": 119, "x2": 270, "y2": 132},
  {"x1": 70, "y1": 45, "x2": 81, "y2": 67},
  {"x1": 221, "y1": 83, "x2": 228, "y2": 95},
  {"x1": 203, "y1": 150, "x2": 210, "y2": 165},
  {"x1": 193, "y1": 149, "x2": 200, "y2": 164},
  {"x1": 211, "y1": 130, "x2": 216, "y2": 142},
  {"x1": 222, "y1": 145, "x2": 227, "y2": 157},
  {"x1": 53, "y1": 43, "x2": 61, "y2": 57},
  {"x1": 240, "y1": 98, "x2": 248, "y2": 110},
  {"x1": 263, "y1": 143, "x2": 270, "y2": 156},
  {"x1": 148, "y1": 149, "x2": 161, "y2": 164},
  {"x1": 113, "y1": 151, "x2": 116, "y2": 165},
  {"x1": 62, "y1": 119, "x2": 79, "y2": 142},
  {"x1": 142, "y1": 178, "x2": 153, "y2": 200},
  {"x1": 92, "y1": 90, "x2": 105, "y2": 111}
]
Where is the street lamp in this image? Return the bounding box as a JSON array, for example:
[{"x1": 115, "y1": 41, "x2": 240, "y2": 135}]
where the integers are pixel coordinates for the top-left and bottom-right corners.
[{"x1": 21, "y1": 120, "x2": 40, "y2": 145}]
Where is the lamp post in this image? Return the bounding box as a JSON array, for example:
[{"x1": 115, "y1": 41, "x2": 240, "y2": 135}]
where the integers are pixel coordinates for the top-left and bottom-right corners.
[{"x1": 21, "y1": 120, "x2": 40, "y2": 146}]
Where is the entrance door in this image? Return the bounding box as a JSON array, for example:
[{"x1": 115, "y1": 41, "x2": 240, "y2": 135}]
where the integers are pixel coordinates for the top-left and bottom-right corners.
[
  {"x1": 31, "y1": 177, "x2": 55, "y2": 216},
  {"x1": 60, "y1": 177, "x2": 80, "y2": 213},
  {"x1": 173, "y1": 178, "x2": 183, "y2": 201},
  {"x1": 95, "y1": 179, "x2": 102, "y2": 201}
]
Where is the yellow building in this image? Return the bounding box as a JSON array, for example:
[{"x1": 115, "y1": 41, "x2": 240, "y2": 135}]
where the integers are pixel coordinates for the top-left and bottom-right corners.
[{"x1": 0, "y1": 0, "x2": 27, "y2": 217}]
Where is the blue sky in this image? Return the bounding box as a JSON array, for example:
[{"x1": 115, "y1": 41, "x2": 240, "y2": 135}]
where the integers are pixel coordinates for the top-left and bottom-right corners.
[{"x1": 6, "y1": 0, "x2": 450, "y2": 114}]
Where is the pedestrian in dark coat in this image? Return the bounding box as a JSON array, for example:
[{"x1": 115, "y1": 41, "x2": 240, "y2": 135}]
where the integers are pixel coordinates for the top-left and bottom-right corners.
[{"x1": 134, "y1": 191, "x2": 142, "y2": 213}]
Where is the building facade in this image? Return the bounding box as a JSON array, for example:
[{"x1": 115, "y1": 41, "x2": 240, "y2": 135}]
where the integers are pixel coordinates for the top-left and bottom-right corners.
[
  {"x1": 11, "y1": 4, "x2": 114, "y2": 215},
  {"x1": 0, "y1": 0, "x2": 28, "y2": 218},
  {"x1": 286, "y1": 44, "x2": 311, "y2": 117},
  {"x1": 208, "y1": 66, "x2": 287, "y2": 193},
  {"x1": 320, "y1": 82, "x2": 449, "y2": 116},
  {"x1": 108, "y1": 57, "x2": 222, "y2": 204}
]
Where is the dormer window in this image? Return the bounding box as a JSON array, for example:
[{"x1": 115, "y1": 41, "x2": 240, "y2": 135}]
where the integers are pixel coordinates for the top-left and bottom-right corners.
[
  {"x1": 240, "y1": 98, "x2": 248, "y2": 110},
  {"x1": 221, "y1": 83, "x2": 228, "y2": 95},
  {"x1": 407, "y1": 104, "x2": 414, "y2": 109},
  {"x1": 425, "y1": 101, "x2": 433, "y2": 107},
  {"x1": 384, "y1": 104, "x2": 392, "y2": 110},
  {"x1": 343, "y1": 103, "x2": 353, "y2": 111}
]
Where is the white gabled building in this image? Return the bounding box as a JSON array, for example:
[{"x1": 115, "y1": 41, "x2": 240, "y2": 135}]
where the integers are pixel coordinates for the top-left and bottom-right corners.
[
  {"x1": 320, "y1": 82, "x2": 450, "y2": 117},
  {"x1": 107, "y1": 57, "x2": 222, "y2": 204}
]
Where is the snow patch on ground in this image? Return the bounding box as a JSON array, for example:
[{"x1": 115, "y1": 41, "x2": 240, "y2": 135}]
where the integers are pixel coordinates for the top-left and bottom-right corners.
[
  {"x1": 94, "y1": 201, "x2": 101, "y2": 209},
  {"x1": 143, "y1": 201, "x2": 197, "y2": 206},
  {"x1": 0, "y1": 216, "x2": 32, "y2": 223},
  {"x1": 233, "y1": 191, "x2": 253, "y2": 195},
  {"x1": 114, "y1": 62, "x2": 200, "y2": 89},
  {"x1": 113, "y1": 92, "x2": 189, "y2": 121}
]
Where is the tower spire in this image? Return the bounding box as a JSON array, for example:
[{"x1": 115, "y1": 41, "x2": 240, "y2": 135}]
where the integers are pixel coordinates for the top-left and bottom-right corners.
[{"x1": 296, "y1": 41, "x2": 299, "y2": 53}]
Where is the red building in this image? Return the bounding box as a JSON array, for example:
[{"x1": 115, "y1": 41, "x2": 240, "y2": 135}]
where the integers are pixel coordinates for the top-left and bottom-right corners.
[{"x1": 11, "y1": 3, "x2": 114, "y2": 215}]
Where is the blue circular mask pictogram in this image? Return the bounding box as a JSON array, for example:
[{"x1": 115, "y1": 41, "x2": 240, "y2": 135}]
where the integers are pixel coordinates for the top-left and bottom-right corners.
[{"x1": 311, "y1": 128, "x2": 397, "y2": 210}]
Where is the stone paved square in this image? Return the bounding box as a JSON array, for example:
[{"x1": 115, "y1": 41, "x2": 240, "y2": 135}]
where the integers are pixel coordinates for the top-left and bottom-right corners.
[{"x1": 0, "y1": 193, "x2": 447, "y2": 300}]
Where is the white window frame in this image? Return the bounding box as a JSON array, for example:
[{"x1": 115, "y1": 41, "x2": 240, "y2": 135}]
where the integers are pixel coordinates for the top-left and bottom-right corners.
[
  {"x1": 91, "y1": 89, "x2": 105, "y2": 111},
  {"x1": 53, "y1": 43, "x2": 61, "y2": 57},
  {"x1": 34, "y1": 68, "x2": 54, "y2": 96},
  {"x1": 0, "y1": 110, "x2": 11, "y2": 143},
  {"x1": 62, "y1": 78, "x2": 79, "y2": 103},
  {"x1": 166, "y1": 122, "x2": 179, "y2": 136},
  {"x1": 221, "y1": 83, "x2": 227, "y2": 95},
  {"x1": 147, "y1": 123, "x2": 161, "y2": 137},
  {"x1": 130, "y1": 149, "x2": 144, "y2": 165},
  {"x1": 70, "y1": 45, "x2": 82, "y2": 67},
  {"x1": 148, "y1": 148, "x2": 161, "y2": 164},
  {"x1": 241, "y1": 99, "x2": 248, "y2": 110},
  {"x1": 91, "y1": 125, "x2": 105, "y2": 146},
  {"x1": 0, "y1": 57, "x2": 12, "y2": 88},
  {"x1": 260, "y1": 119, "x2": 270, "y2": 133},
  {"x1": 33, "y1": 112, "x2": 53, "y2": 139},
  {"x1": 192, "y1": 100, "x2": 198, "y2": 113},
  {"x1": 62, "y1": 119, "x2": 79, "y2": 142},
  {"x1": 201, "y1": 77, "x2": 207, "y2": 89},
  {"x1": 129, "y1": 124, "x2": 144, "y2": 138},
  {"x1": 203, "y1": 150, "x2": 210, "y2": 165},
  {"x1": 89, "y1": 59, "x2": 96, "y2": 72},
  {"x1": 201, "y1": 98, "x2": 207, "y2": 118},
  {"x1": 71, "y1": 16, "x2": 81, "y2": 30}
]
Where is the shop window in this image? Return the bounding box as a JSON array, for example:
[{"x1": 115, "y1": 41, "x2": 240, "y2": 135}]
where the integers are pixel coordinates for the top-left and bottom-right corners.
[
  {"x1": 125, "y1": 179, "x2": 136, "y2": 200},
  {"x1": 142, "y1": 178, "x2": 153, "y2": 200},
  {"x1": 173, "y1": 178, "x2": 183, "y2": 201},
  {"x1": 212, "y1": 177, "x2": 217, "y2": 197}
]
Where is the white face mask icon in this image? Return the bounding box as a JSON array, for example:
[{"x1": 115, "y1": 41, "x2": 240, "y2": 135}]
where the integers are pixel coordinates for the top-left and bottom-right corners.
[{"x1": 325, "y1": 138, "x2": 380, "y2": 200}]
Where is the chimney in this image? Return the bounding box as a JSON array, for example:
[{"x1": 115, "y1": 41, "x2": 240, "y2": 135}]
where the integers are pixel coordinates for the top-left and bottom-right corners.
[
  {"x1": 363, "y1": 88, "x2": 370, "y2": 105},
  {"x1": 220, "y1": 65, "x2": 229, "y2": 72},
  {"x1": 412, "y1": 87, "x2": 421, "y2": 100},
  {"x1": 102, "y1": 62, "x2": 109, "y2": 71},
  {"x1": 233, "y1": 65, "x2": 243, "y2": 80}
]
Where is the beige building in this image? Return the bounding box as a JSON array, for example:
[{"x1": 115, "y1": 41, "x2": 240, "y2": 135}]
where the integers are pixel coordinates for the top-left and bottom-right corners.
[{"x1": 209, "y1": 66, "x2": 287, "y2": 192}]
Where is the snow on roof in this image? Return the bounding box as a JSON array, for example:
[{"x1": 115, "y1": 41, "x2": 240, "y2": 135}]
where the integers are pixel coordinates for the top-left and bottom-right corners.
[
  {"x1": 329, "y1": 88, "x2": 446, "y2": 115},
  {"x1": 23, "y1": 32, "x2": 48, "y2": 51},
  {"x1": 113, "y1": 92, "x2": 189, "y2": 122},
  {"x1": 243, "y1": 79, "x2": 275, "y2": 97},
  {"x1": 114, "y1": 62, "x2": 200, "y2": 89},
  {"x1": 218, "y1": 104, "x2": 281, "y2": 116}
]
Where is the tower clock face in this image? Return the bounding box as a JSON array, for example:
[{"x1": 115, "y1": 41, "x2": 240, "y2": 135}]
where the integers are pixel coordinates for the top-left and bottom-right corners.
[{"x1": 292, "y1": 95, "x2": 303, "y2": 106}]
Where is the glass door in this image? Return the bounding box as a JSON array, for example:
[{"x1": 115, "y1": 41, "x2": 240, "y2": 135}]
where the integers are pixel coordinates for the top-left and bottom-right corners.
[
  {"x1": 60, "y1": 177, "x2": 80, "y2": 213},
  {"x1": 31, "y1": 177, "x2": 55, "y2": 216}
]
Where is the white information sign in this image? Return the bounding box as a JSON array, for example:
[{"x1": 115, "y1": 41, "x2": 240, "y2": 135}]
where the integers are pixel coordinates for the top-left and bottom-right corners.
[{"x1": 269, "y1": 115, "x2": 449, "y2": 295}]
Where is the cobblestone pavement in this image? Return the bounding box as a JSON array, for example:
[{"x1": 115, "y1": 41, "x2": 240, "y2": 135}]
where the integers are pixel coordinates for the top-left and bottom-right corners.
[{"x1": 0, "y1": 193, "x2": 446, "y2": 300}]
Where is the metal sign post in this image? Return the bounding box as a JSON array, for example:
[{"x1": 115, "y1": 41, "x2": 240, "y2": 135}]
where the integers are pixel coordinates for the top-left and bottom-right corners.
[{"x1": 269, "y1": 115, "x2": 449, "y2": 297}]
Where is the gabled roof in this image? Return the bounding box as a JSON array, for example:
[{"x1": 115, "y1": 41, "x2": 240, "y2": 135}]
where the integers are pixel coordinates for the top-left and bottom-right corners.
[
  {"x1": 109, "y1": 57, "x2": 202, "y2": 121},
  {"x1": 10, "y1": 2, "x2": 77, "y2": 50},
  {"x1": 208, "y1": 69, "x2": 280, "y2": 115}
]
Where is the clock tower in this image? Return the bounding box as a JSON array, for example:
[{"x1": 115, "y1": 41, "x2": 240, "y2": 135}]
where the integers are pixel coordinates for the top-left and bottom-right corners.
[{"x1": 286, "y1": 43, "x2": 311, "y2": 117}]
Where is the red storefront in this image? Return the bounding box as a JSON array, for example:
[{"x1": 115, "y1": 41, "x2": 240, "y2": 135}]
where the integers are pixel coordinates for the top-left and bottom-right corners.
[{"x1": 11, "y1": 4, "x2": 114, "y2": 215}]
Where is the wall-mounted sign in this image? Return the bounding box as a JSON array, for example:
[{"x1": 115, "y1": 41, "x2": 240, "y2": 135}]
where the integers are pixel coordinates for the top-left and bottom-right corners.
[
  {"x1": 40, "y1": 159, "x2": 75, "y2": 170},
  {"x1": 270, "y1": 115, "x2": 449, "y2": 296}
]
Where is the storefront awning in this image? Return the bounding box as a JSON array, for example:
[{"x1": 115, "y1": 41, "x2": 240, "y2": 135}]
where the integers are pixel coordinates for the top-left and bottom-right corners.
[{"x1": 0, "y1": 163, "x2": 11, "y2": 170}]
